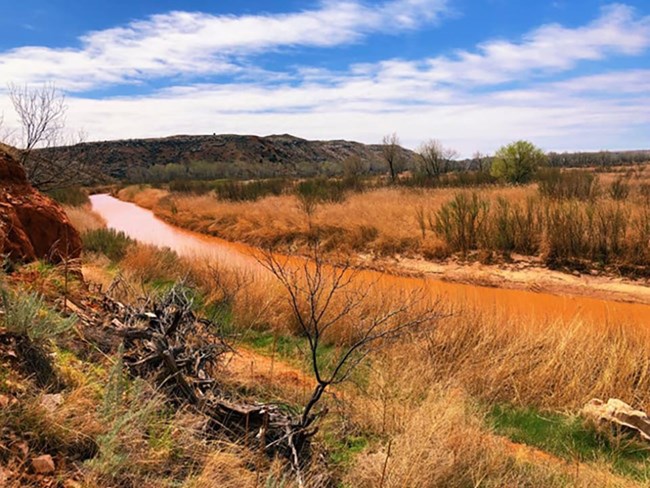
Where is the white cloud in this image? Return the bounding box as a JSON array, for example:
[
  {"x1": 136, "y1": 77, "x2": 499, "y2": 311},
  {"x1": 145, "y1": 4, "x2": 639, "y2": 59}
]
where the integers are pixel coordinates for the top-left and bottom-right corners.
[
  {"x1": 2, "y1": 70, "x2": 635, "y2": 156},
  {"x1": 0, "y1": 0, "x2": 449, "y2": 90},
  {"x1": 361, "y1": 3, "x2": 650, "y2": 86},
  {"x1": 0, "y1": 2, "x2": 648, "y2": 155}
]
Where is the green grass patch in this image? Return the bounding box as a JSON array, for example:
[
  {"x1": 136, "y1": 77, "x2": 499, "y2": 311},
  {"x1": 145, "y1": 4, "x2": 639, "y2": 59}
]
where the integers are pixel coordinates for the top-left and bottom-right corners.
[
  {"x1": 240, "y1": 330, "x2": 371, "y2": 388},
  {"x1": 489, "y1": 404, "x2": 650, "y2": 481},
  {"x1": 241, "y1": 330, "x2": 336, "y2": 372},
  {"x1": 324, "y1": 431, "x2": 368, "y2": 468}
]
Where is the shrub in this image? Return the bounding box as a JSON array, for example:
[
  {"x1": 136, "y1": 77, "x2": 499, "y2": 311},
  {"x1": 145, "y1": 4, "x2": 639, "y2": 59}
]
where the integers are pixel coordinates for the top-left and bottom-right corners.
[
  {"x1": 0, "y1": 287, "x2": 76, "y2": 387},
  {"x1": 537, "y1": 168, "x2": 598, "y2": 200},
  {"x1": 639, "y1": 183, "x2": 650, "y2": 204},
  {"x1": 215, "y1": 178, "x2": 289, "y2": 201},
  {"x1": 121, "y1": 245, "x2": 182, "y2": 283},
  {"x1": 544, "y1": 202, "x2": 588, "y2": 265},
  {"x1": 296, "y1": 178, "x2": 348, "y2": 203},
  {"x1": 47, "y1": 186, "x2": 90, "y2": 207},
  {"x1": 433, "y1": 193, "x2": 489, "y2": 254},
  {"x1": 402, "y1": 170, "x2": 496, "y2": 188},
  {"x1": 609, "y1": 176, "x2": 631, "y2": 201},
  {"x1": 491, "y1": 140, "x2": 547, "y2": 184},
  {"x1": 586, "y1": 203, "x2": 629, "y2": 263},
  {"x1": 88, "y1": 348, "x2": 172, "y2": 483},
  {"x1": 82, "y1": 229, "x2": 134, "y2": 261},
  {"x1": 0, "y1": 288, "x2": 75, "y2": 343},
  {"x1": 168, "y1": 179, "x2": 213, "y2": 195}
]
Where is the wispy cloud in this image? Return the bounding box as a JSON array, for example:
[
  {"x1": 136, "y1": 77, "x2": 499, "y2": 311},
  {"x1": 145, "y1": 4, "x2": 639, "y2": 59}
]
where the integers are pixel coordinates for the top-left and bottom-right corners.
[
  {"x1": 0, "y1": 2, "x2": 647, "y2": 154},
  {"x1": 361, "y1": 4, "x2": 650, "y2": 86},
  {"x1": 0, "y1": 0, "x2": 449, "y2": 90}
]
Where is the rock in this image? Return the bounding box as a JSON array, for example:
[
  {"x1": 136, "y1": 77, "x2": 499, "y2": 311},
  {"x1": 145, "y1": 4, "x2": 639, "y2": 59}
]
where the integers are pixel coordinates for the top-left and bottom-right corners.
[
  {"x1": 582, "y1": 398, "x2": 650, "y2": 441},
  {"x1": 16, "y1": 441, "x2": 29, "y2": 457},
  {"x1": 0, "y1": 144, "x2": 81, "y2": 263},
  {"x1": 40, "y1": 393, "x2": 64, "y2": 413},
  {"x1": 31, "y1": 454, "x2": 55, "y2": 474}
]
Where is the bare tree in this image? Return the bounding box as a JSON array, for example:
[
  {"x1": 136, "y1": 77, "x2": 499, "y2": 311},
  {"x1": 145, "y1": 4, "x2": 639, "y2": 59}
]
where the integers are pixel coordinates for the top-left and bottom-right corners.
[
  {"x1": 297, "y1": 192, "x2": 319, "y2": 231},
  {"x1": 472, "y1": 151, "x2": 491, "y2": 172},
  {"x1": 381, "y1": 133, "x2": 404, "y2": 183},
  {"x1": 0, "y1": 112, "x2": 16, "y2": 146},
  {"x1": 417, "y1": 139, "x2": 459, "y2": 178},
  {"x1": 9, "y1": 83, "x2": 90, "y2": 191},
  {"x1": 259, "y1": 246, "x2": 442, "y2": 433}
]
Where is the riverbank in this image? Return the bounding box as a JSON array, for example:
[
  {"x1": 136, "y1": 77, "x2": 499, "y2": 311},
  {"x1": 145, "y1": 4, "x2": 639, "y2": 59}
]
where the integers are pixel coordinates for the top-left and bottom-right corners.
[{"x1": 111, "y1": 187, "x2": 650, "y2": 307}]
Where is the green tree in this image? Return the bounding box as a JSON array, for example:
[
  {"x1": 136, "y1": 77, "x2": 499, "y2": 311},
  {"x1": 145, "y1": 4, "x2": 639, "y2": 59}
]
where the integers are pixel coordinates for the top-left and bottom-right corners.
[{"x1": 490, "y1": 140, "x2": 547, "y2": 184}]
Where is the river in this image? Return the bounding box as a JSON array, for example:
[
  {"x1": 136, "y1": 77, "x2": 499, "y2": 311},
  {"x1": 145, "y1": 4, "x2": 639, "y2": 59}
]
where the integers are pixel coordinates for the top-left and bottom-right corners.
[{"x1": 90, "y1": 194, "x2": 650, "y2": 327}]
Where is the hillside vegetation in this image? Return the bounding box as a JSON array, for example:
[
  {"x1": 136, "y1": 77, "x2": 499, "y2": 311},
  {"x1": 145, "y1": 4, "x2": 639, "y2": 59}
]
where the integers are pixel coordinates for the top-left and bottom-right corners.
[{"x1": 34, "y1": 134, "x2": 416, "y2": 181}]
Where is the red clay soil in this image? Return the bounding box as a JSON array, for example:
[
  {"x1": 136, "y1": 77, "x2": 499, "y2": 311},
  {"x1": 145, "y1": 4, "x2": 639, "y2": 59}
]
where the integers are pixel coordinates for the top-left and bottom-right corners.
[{"x1": 0, "y1": 144, "x2": 81, "y2": 263}]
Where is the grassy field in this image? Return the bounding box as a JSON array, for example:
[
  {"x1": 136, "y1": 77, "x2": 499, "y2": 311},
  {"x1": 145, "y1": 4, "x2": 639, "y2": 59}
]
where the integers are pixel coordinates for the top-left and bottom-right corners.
[
  {"x1": 3, "y1": 170, "x2": 650, "y2": 486},
  {"x1": 117, "y1": 165, "x2": 650, "y2": 277},
  {"x1": 3, "y1": 203, "x2": 644, "y2": 486}
]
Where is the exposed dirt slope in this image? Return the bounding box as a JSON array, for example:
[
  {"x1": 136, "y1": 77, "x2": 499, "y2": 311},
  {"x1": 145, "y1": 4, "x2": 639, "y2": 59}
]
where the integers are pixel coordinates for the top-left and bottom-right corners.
[{"x1": 0, "y1": 145, "x2": 82, "y2": 263}]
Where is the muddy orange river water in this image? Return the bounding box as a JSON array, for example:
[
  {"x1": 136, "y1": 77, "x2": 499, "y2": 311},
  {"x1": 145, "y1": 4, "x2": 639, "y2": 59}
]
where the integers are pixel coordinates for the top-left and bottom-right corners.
[{"x1": 91, "y1": 194, "x2": 650, "y2": 327}]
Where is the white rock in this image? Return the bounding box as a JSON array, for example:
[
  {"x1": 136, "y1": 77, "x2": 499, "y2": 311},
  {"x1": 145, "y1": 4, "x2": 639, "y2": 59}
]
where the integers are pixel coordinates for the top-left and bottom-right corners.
[{"x1": 582, "y1": 398, "x2": 650, "y2": 441}]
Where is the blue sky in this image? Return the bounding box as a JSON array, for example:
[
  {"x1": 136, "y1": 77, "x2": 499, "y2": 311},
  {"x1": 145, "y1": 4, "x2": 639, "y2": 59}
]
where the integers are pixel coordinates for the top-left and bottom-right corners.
[{"x1": 0, "y1": 0, "x2": 648, "y2": 155}]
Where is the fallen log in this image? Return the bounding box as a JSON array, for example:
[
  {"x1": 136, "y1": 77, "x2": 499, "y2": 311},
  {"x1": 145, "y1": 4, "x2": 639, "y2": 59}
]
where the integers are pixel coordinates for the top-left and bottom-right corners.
[{"x1": 98, "y1": 281, "x2": 314, "y2": 473}]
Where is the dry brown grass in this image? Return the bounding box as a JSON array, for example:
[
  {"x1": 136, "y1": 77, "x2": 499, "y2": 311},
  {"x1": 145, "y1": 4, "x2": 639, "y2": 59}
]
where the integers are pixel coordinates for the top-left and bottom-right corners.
[
  {"x1": 353, "y1": 309, "x2": 650, "y2": 419},
  {"x1": 51, "y1": 237, "x2": 650, "y2": 486},
  {"x1": 118, "y1": 185, "x2": 534, "y2": 256},
  {"x1": 118, "y1": 177, "x2": 650, "y2": 273},
  {"x1": 347, "y1": 386, "x2": 637, "y2": 488},
  {"x1": 64, "y1": 204, "x2": 106, "y2": 234},
  {"x1": 103, "y1": 244, "x2": 650, "y2": 412},
  {"x1": 185, "y1": 450, "x2": 259, "y2": 488}
]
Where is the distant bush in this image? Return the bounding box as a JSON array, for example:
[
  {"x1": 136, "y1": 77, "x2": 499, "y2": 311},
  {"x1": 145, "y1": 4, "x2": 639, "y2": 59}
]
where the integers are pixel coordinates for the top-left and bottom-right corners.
[
  {"x1": 296, "y1": 178, "x2": 350, "y2": 204},
  {"x1": 168, "y1": 179, "x2": 213, "y2": 195},
  {"x1": 544, "y1": 202, "x2": 588, "y2": 265},
  {"x1": 121, "y1": 245, "x2": 182, "y2": 283},
  {"x1": 491, "y1": 141, "x2": 547, "y2": 184},
  {"x1": 434, "y1": 193, "x2": 490, "y2": 254},
  {"x1": 402, "y1": 170, "x2": 496, "y2": 189},
  {"x1": 537, "y1": 168, "x2": 599, "y2": 200},
  {"x1": 47, "y1": 186, "x2": 90, "y2": 207},
  {"x1": 609, "y1": 176, "x2": 631, "y2": 201},
  {"x1": 83, "y1": 228, "x2": 134, "y2": 261},
  {"x1": 427, "y1": 191, "x2": 647, "y2": 272},
  {"x1": 215, "y1": 178, "x2": 290, "y2": 201}
]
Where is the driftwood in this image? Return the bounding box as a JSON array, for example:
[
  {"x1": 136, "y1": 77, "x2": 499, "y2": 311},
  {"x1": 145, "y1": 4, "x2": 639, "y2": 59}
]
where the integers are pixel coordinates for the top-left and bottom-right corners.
[{"x1": 71, "y1": 280, "x2": 313, "y2": 475}]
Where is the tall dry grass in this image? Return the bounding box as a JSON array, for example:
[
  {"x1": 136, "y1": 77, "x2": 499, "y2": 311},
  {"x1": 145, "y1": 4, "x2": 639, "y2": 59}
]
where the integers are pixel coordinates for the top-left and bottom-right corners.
[
  {"x1": 119, "y1": 174, "x2": 650, "y2": 274},
  {"x1": 64, "y1": 204, "x2": 106, "y2": 234},
  {"x1": 83, "y1": 240, "x2": 650, "y2": 485},
  {"x1": 108, "y1": 243, "x2": 650, "y2": 412},
  {"x1": 347, "y1": 385, "x2": 637, "y2": 488}
]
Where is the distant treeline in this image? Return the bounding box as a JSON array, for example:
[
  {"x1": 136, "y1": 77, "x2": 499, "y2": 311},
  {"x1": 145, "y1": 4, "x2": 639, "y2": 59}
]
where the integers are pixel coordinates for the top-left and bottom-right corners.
[
  {"x1": 127, "y1": 149, "x2": 649, "y2": 185},
  {"x1": 458, "y1": 150, "x2": 649, "y2": 171},
  {"x1": 545, "y1": 150, "x2": 650, "y2": 168}
]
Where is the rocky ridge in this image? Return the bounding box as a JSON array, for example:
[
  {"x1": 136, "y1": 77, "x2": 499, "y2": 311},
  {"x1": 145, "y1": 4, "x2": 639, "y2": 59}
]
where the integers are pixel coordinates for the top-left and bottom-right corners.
[{"x1": 0, "y1": 144, "x2": 81, "y2": 263}]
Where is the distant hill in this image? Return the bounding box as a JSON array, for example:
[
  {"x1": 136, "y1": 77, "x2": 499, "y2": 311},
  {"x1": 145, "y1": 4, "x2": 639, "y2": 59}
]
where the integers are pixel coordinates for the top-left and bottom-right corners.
[{"x1": 34, "y1": 134, "x2": 418, "y2": 181}]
